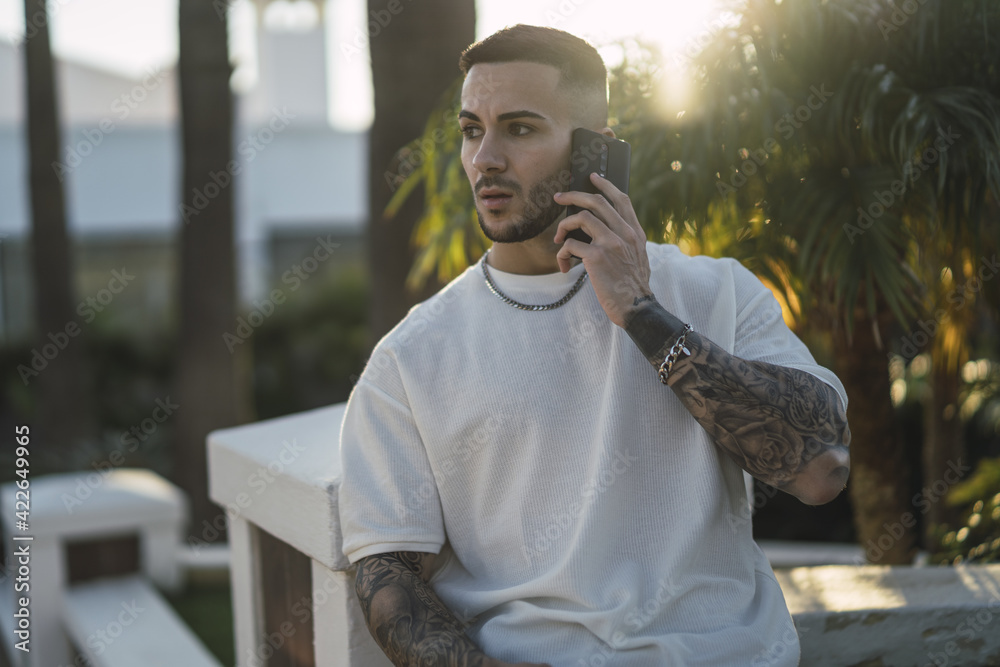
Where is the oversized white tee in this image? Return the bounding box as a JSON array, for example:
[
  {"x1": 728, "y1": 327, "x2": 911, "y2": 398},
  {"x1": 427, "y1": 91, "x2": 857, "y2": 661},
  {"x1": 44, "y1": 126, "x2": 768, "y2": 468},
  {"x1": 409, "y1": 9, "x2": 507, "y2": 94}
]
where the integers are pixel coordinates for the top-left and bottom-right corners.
[{"x1": 338, "y1": 241, "x2": 847, "y2": 666}]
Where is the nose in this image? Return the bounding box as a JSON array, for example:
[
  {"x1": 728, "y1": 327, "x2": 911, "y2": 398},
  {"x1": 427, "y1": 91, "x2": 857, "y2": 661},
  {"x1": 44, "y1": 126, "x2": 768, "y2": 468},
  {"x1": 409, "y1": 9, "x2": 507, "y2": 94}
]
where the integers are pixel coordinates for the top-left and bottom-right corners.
[{"x1": 471, "y1": 131, "x2": 506, "y2": 174}]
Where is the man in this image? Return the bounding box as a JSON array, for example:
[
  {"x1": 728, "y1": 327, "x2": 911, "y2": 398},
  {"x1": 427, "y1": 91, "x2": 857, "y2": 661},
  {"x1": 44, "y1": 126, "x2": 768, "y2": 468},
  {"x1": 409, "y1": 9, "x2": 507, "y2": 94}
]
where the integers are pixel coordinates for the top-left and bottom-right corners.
[{"x1": 338, "y1": 24, "x2": 850, "y2": 667}]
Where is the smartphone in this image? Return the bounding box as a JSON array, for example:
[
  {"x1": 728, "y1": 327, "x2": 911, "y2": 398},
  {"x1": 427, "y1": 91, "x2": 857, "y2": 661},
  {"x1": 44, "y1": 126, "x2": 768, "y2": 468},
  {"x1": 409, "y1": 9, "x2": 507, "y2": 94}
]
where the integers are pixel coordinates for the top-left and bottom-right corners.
[{"x1": 565, "y1": 128, "x2": 632, "y2": 244}]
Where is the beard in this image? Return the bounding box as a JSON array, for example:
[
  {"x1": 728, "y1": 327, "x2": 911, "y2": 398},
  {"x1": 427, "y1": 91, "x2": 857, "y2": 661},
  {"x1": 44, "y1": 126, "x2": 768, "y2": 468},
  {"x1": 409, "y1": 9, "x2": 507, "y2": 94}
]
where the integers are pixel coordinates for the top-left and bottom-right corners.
[{"x1": 475, "y1": 169, "x2": 566, "y2": 243}]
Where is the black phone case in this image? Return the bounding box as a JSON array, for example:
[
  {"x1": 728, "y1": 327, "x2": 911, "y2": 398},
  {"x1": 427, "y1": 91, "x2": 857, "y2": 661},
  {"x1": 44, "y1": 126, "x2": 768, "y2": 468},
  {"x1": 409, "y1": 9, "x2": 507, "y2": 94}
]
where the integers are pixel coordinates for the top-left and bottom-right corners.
[{"x1": 565, "y1": 128, "x2": 632, "y2": 244}]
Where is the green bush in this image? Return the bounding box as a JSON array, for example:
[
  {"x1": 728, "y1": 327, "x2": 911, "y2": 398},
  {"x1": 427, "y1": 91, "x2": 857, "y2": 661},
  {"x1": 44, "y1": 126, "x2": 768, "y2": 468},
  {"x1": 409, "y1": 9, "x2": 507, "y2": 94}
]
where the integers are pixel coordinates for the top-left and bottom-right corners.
[
  {"x1": 0, "y1": 266, "x2": 370, "y2": 480},
  {"x1": 931, "y1": 458, "x2": 1000, "y2": 564},
  {"x1": 251, "y1": 265, "x2": 369, "y2": 420}
]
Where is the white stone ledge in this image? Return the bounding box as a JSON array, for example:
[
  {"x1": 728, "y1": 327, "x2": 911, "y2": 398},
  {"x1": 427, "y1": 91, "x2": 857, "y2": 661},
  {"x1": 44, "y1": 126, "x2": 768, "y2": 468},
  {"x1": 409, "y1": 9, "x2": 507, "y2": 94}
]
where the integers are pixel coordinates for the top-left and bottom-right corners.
[
  {"x1": 63, "y1": 575, "x2": 221, "y2": 667},
  {"x1": 759, "y1": 539, "x2": 864, "y2": 567},
  {"x1": 777, "y1": 564, "x2": 1000, "y2": 666},
  {"x1": 208, "y1": 403, "x2": 347, "y2": 570},
  {"x1": 208, "y1": 404, "x2": 1000, "y2": 666}
]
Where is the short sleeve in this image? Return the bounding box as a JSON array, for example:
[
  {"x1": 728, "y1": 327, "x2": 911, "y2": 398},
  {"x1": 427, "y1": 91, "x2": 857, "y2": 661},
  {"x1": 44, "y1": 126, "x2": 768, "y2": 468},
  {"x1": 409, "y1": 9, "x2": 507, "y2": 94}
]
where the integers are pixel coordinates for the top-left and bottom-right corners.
[
  {"x1": 337, "y1": 354, "x2": 445, "y2": 564},
  {"x1": 730, "y1": 259, "x2": 849, "y2": 411}
]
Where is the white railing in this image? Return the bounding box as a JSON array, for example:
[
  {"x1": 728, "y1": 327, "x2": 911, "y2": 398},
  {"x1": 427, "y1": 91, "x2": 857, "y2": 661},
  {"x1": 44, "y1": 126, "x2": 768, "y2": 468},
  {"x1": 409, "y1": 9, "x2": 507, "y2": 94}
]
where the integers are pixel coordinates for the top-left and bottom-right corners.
[
  {"x1": 0, "y1": 469, "x2": 218, "y2": 667},
  {"x1": 209, "y1": 403, "x2": 1000, "y2": 667},
  {"x1": 208, "y1": 404, "x2": 391, "y2": 667}
]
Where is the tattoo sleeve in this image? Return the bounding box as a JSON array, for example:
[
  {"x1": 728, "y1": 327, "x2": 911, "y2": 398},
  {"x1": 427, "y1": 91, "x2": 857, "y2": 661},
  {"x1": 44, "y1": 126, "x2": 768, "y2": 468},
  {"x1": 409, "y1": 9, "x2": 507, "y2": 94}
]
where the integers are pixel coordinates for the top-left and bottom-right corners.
[
  {"x1": 355, "y1": 551, "x2": 490, "y2": 667},
  {"x1": 623, "y1": 298, "x2": 851, "y2": 503}
]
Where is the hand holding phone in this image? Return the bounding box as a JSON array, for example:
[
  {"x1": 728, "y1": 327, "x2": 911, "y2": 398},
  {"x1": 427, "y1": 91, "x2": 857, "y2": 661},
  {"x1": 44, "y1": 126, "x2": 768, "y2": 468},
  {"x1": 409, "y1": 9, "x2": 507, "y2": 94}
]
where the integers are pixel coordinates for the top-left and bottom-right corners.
[{"x1": 565, "y1": 128, "x2": 632, "y2": 244}]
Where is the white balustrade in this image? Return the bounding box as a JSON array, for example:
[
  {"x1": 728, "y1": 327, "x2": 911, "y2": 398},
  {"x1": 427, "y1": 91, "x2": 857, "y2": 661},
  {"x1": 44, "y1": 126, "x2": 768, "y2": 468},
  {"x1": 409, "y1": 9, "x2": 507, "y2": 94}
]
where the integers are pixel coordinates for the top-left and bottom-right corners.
[{"x1": 209, "y1": 403, "x2": 1000, "y2": 667}]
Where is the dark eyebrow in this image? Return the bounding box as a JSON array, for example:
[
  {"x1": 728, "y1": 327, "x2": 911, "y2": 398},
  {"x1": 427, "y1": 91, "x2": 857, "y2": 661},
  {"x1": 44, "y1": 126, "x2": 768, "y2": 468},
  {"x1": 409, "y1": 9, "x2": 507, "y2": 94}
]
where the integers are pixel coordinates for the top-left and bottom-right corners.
[
  {"x1": 498, "y1": 110, "x2": 547, "y2": 122},
  {"x1": 457, "y1": 110, "x2": 548, "y2": 123}
]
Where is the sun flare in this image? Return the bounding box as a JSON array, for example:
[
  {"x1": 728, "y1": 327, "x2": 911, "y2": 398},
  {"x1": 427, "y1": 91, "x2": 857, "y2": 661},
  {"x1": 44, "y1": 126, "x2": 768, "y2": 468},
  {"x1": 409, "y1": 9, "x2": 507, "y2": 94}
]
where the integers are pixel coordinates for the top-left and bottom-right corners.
[{"x1": 480, "y1": 0, "x2": 741, "y2": 118}]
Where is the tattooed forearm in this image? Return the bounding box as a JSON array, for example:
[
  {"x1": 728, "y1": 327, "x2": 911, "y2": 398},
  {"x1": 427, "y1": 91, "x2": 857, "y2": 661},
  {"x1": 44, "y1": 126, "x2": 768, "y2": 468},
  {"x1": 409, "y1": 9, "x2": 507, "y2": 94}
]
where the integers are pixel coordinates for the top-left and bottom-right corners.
[
  {"x1": 355, "y1": 551, "x2": 490, "y2": 667},
  {"x1": 632, "y1": 294, "x2": 656, "y2": 307},
  {"x1": 624, "y1": 296, "x2": 689, "y2": 360},
  {"x1": 623, "y1": 298, "x2": 851, "y2": 505}
]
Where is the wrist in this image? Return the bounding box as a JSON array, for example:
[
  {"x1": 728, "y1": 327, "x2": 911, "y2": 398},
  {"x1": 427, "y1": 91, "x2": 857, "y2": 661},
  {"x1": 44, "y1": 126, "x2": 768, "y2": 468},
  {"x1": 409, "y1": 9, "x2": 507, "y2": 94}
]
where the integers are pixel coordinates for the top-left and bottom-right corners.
[
  {"x1": 658, "y1": 324, "x2": 693, "y2": 385},
  {"x1": 623, "y1": 299, "x2": 688, "y2": 363},
  {"x1": 617, "y1": 293, "x2": 658, "y2": 329}
]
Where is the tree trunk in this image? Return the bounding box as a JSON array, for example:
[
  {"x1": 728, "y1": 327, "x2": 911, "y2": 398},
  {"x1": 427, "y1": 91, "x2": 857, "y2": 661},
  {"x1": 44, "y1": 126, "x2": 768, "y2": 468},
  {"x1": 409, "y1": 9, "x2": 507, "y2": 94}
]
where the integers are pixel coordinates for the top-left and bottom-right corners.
[
  {"x1": 922, "y1": 345, "x2": 966, "y2": 543},
  {"x1": 175, "y1": 0, "x2": 244, "y2": 542},
  {"x1": 366, "y1": 0, "x2": 476, "y2": 346},
  {"x1": 22, "y1": 0, "x2": 95, "y2": 467},
  {"x1": 836, "y1": 310, "x2": 918, "y2": 564}
]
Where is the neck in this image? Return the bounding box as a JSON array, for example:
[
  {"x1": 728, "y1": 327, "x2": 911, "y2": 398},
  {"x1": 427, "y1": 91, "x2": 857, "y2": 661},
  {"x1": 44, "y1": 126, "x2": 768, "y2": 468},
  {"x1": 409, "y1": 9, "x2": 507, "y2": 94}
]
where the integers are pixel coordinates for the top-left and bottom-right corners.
[{"x1": 485, "y1": 214, "x2": 583, "y2": 275}]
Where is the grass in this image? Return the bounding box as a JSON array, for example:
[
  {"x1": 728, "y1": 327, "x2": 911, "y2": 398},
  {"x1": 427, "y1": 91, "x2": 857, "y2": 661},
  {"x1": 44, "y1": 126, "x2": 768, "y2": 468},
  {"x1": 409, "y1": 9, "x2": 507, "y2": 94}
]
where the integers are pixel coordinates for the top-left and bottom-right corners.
[{"x1": 165, "y1": 581, "x2": 236, "y2": 666}]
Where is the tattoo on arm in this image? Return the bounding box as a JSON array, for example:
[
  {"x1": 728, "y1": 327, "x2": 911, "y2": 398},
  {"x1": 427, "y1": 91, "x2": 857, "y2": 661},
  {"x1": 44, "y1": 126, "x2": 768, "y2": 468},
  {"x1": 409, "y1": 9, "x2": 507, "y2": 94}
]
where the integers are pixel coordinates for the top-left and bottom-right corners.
[
  {"x1": 632, "y1": 294, "x2": 655, "y2": 307},
  {"x1": 623, "y1": 298, "x2": 850, "y2": 496},
  {"x1": 355, "y1": 551, "x2": 489, "y2": 667}
]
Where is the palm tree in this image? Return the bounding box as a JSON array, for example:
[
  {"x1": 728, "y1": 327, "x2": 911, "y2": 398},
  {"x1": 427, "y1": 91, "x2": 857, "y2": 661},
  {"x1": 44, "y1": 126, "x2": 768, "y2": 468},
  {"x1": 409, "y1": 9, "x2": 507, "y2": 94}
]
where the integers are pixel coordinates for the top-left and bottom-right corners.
[
  {"x1": 21, "y1": 0, "x2": 95, "y2": 467},
  {"x1": 366, "y1": 0, "x2": 475, "y2": 345},
  {"x1": 694, "y1": 0, "x2": 1000, "y2": 562},
  {"x1": 385, "y1": 0, "x2": 1000, "y2": 563},
  {"x1": 597, "y1": 0, "x2": 1000, "y2": 562},
  {"x1": 175, "y1": 0, "x2": 245, "y2": 538}
]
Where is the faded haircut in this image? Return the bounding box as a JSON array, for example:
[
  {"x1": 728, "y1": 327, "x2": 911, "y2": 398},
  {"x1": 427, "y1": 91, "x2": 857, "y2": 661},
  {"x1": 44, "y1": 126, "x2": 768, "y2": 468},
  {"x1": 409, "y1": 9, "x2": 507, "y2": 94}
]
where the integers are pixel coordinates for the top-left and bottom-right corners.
[{"x1": 458, "y1": 24, "x2": 609, "y2": 127}]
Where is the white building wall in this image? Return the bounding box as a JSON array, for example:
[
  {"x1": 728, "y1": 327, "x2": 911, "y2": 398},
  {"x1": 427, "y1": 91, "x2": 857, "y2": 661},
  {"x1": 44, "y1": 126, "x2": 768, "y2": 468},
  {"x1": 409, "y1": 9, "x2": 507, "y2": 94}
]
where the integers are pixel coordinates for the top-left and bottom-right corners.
[
  {"x1": 250, "y1": 28, "x2": 330, "y2": 126},
  {"x1": 0, "y1": 18, "x2": 368, "y2": 323}
]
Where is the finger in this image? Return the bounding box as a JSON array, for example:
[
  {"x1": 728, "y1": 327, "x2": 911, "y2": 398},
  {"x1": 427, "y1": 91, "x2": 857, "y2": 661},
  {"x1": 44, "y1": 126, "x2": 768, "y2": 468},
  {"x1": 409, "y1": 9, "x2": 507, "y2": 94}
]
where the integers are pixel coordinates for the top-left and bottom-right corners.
[
  {"x1": 588, "y1": 172, "x2": 642, "y2": 237},
  {"x1": 552, "y1": 208, "x2": 607, "y2": 245},
  {"x1": 552, "y1": 192, "x2": 630, "y2": 242},
  {"x1": 555, "y1": 237, "x2": 591, "y2": 273},
  {"x1": 553, "y1": 189, "x2": 627, "y2": 238}
]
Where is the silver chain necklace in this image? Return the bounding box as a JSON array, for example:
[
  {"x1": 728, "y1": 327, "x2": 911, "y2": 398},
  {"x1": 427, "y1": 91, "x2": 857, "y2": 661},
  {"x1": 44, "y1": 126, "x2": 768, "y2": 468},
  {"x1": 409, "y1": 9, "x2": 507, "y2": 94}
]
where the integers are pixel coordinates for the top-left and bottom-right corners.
[{"x1": 481, "y1": 250, "x2": 589, "y2": 311}]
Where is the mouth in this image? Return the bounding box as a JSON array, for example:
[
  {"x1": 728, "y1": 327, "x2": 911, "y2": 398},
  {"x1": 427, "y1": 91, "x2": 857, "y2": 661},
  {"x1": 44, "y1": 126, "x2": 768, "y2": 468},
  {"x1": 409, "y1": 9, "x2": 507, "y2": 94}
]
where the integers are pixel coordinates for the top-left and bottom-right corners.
[{"x1": 478, "y1": 189, "x2": 514, "y2": 208}]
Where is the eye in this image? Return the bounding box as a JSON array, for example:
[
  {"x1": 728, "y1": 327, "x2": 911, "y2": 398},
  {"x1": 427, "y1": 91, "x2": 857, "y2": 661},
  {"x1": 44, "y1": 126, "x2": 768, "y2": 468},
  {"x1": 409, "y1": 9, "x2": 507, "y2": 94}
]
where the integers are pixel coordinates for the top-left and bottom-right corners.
[
  {"x1": 509, "y1": 123, "x2": 532, "y2": 136},
  {"x1": 460, "y1": 125, "x2": 482, "y2": 139}
]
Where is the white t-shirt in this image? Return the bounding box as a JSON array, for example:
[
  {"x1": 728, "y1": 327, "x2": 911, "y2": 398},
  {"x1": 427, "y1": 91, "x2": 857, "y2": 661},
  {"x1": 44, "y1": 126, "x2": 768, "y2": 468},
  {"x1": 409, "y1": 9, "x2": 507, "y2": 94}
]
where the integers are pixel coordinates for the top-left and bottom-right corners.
[{"x1": 338, "y1": 241, "x2": 847, "y2": 667}]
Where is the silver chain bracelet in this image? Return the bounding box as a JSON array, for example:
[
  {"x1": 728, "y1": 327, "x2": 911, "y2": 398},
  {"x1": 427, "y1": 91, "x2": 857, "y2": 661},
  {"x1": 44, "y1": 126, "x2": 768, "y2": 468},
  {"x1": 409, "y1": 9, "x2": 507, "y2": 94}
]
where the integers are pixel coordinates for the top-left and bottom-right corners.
[{"x1": 658, "y1": 323, "x2": 693, "y2": 384}]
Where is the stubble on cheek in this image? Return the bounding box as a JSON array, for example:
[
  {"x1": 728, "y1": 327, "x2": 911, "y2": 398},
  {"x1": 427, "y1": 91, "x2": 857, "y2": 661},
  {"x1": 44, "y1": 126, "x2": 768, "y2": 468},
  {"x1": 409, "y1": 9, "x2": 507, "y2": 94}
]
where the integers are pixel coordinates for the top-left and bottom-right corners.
[{"x1": 476, "y1": 166, "x2": 570, "y2": 243}]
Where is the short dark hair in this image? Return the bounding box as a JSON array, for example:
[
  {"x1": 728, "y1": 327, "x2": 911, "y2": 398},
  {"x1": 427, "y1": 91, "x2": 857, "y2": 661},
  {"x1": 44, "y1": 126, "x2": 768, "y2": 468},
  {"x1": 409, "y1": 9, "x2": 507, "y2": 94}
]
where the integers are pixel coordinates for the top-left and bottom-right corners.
[{"x1": 459, "y1": 24, "x2": 608, "y2": 124}]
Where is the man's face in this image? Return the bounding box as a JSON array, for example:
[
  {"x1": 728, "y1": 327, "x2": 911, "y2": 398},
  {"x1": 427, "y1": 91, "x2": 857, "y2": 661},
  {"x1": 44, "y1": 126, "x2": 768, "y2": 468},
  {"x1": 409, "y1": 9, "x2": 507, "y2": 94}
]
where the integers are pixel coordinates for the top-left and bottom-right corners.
[{"x1": 459, "y1": 62, "x2": 576, "y2": 244}]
